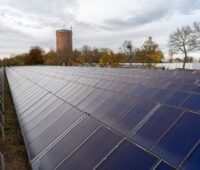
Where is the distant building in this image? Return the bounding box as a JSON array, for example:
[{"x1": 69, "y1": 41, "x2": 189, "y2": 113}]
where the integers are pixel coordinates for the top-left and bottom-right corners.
[{"x1": 56, "y1": 29, "x2": 73, "y2": 65}]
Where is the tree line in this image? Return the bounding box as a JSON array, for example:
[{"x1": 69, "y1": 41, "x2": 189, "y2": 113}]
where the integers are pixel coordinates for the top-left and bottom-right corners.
[
  {"x1": 0, "y1": 36, "x2": 163, "y2": 68},
  {"x1": 169, "y1": 22, "x2": 200, "y2": 69},
  {"x1": 1, "y1": 21, "x2": 200, "y2": 69}
]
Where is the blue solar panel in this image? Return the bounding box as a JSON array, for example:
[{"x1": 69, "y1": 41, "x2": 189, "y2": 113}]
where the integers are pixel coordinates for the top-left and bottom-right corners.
[
  {"x1": 153, "y1": 111, "x2": 200, "y2": 166},
  {"x1": 23, "y1": 99, "x2": 63, "y2": 134},
  {"x1": 56, "y1": 126, "x2": 122, "y2": 170},
  {"x1": 96, "y1": 140, "x2": 158, "y2": 170},
  {"x1": 152, "y1": 89, "x2": 173, "y2": 103},
  {"x1": 167, "y1": 82, "x2": 195, "y2": 92},
  {"x1": 178, "y1": 83, "x2": 195, "y2": 91},
  {"x1": 155, "y1": 162, "x2": 176, "y2": 170},
  {"x1": 182, "y1": 144, "x2": 200, "y2": 170},
  {"x1": 192, "y1": 86, "x2": 200, "y2": 93},
  {"x1": 165, "y1": 91, "x2": 189, "y2": 106},
  {"x1": 100, "y1": 95, "x2": 138, "y2": 126},
  {"x1": 28, "y1": 108, "x2": 84, "y2": 159},
  {"x1": 113, "y1": 101, "x2": 156, "y2": 135},
  {"x1": 39, "y1": 117, "x2": 100, "y2": 170},
  {"x1": 5, "y1": 66, "x2": 200, "y2": 170},
  {"x1": 130, "y1": 85, "x2": 148, "y2": 97},
  {"x1": 25, "y1": 102, "x2": 72, "y2": 143},
  {"x1": 132, "y1": 106, "x2": 183, "y2": 148},
  {"x1": 182, "y1": 94, "x2": 200, "y2": 112},
  {"x1": 141, "y1": 87, "x2": 159, "y2": 100}
]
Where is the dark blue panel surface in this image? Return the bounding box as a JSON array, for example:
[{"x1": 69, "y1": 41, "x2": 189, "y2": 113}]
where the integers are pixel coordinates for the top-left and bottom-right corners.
[
  {"x1": 165, "y1": 91, "x2": 189, "y2": 106},
  {"x1": 182, "y1": 144, "x2": 200, "y2": 170},
  {"x1": 192, "y1": 86, "x2": 200, "y2": 93},
  {"x1": 130, "y1": 85, "x2": 148, "y2": 97},
  {"x1": 167, "y1": 83, "x2": 195, "y2": 91},
  {"x1": 97, "y1": 140, "x2": 158, "y2": 170},
  {"x1": 182, "y1": 94, "x2": 200, "y2": 112},
  {"x1": 152, "y1": 89, "x2": 173, "y2": 103},
  {"x1": 25, "y1": 102, "x2": 72, "y2": 143},
  {"x1": 77, "y1": 89, "x2": 103, "y2": 110},
  {"x1": 166, "y1": 82, "x2": 178, "y2": 90},
  {"x1": 113, "y1": 101, "x2": 156, "y2": 135},
  {"x1": 132, "y1": 106, "x2": 183, "y2": 148},
  {"x1": 141, "y1": 87, "x2": 158, "y2": 100},
  {"x1": 84, "y1": 91, "x2": 113, "y2": 114},
  {"x1": 100, "y1": 95, "x2": 138, "y2": 126},
  {"x1": 153, "y1": 112, "x2": 200, "y2": 165},
  {"x1": 23, "y1": 99, "x2": 63, "y2": 134},
  {"x1": 155, "y1": 162, "x2": 175, "y2": 170},
  {"x1": 178, "y1": 83, "x2": 195, "y2": 91},
  {"x1": 6, "y1": 67, "x2": 200, "y2": 170},
  {"x1": 28, "y1": 108, "x2": 83, "y2": 160},
  {"x1": 91, "y1": 93, "x2": 121, "y2": 119},
  {"x1": 57, "y1": 126, "x2": 122, "y2": 170},
  {"x1": 39, "y1": 117, "x2": 100, "y2": 170}
]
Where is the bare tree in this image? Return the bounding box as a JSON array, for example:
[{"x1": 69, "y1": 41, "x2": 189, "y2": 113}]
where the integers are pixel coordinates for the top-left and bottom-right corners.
[
  {"x1": 193, "y1": 22, "x2": 200, "y2": 50},
  {"x1": 122, "y1": 40, "x2": 135, "y2": 67},
  {"x1": 82, "y1": 45, "x2": 92, "y2": 65},
  {"x1": 168, "y1": 49, "x2": 176, "y2": 63},
  {"x1": 169, "y1": 25, "x2": 196, "y2": 69}
]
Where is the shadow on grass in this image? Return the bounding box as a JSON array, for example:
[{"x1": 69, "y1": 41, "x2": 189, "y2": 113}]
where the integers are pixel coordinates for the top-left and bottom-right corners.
[{"x1": 0, "y1": 70, "x2": 30, "y2": 170}]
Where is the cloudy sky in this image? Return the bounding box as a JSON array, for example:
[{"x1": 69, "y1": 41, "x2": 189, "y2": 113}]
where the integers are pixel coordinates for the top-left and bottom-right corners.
[{"x1": 0, "y1": 0, "x2": 200, "y2": 58}]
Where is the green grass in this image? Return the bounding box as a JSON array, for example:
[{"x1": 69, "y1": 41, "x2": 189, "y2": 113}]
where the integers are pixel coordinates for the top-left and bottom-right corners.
[{"x1": 0, "y1": 71, "x2": 30, "y2": 170}]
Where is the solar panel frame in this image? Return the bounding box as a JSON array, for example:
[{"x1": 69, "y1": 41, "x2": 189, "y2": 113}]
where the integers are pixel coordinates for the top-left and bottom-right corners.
[{"x1": 5, "y1": 66, "x2": 200, "y2": 170}]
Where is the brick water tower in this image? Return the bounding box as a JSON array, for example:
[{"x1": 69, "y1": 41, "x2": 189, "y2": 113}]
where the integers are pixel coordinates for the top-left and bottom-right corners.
[{"x1": 56, "y1": 29, "x2": 73, "y2": 65}]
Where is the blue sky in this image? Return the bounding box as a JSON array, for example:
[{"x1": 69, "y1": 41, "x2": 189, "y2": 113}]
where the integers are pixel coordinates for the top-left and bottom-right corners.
[{"x1": 0, "y1": 0, "x2": 200, "y2": 58}]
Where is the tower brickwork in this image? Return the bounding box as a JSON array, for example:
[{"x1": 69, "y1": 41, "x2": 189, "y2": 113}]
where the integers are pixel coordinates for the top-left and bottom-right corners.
[{"x1": 56, "y1": 29, "x2": 73, "y2": 65}]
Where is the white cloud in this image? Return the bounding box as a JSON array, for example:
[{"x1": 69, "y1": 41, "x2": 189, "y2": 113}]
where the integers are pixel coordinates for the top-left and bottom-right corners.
[{"x1": 0, "y1": 0, "x2": 200, "y2": 58}]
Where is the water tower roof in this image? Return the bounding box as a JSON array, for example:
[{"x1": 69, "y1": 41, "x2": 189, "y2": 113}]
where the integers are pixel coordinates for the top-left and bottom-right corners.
[{"x1": 56, "y1": 29, "x2": 72, "y2": 33}]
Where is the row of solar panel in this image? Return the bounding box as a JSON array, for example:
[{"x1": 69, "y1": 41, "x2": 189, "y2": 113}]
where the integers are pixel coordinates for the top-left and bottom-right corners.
[
  {"x1": 25, "y1": 66, "x2": 200, "y2": 83},
  {"x1": 12, "y1": 66, "x2": 198, "y2": 85},
  {"x1": 21, "y1": 66, "x2": 200, "y2": 91},
  {"x1": 0, "y1": 67, "x2": 4, "y2": 112},
  {"x1": 13, "y1": 67, "x2": 200, "y2": 113},
  {"x1": 0, "y1": 67, "x2": 4, "y2": 138},
  {"x1": 6, "y1": 67, "x2": 200, "y2": 170},
  {"x1": 0, "y1": 68, "x2": 5, "y2": 170}
]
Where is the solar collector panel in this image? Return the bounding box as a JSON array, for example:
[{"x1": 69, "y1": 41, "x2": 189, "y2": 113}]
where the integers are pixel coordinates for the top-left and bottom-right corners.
[
  {"x1": 6, "y1": 67, "x2": 200, "y2": 170},
  {"x1": 153, "y1": 111, "x2": 200, "y2": 166}
]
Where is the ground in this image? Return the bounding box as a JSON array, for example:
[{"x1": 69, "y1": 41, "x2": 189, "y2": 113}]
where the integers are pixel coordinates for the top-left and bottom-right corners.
[{"x1": 0, "y1": 71, "x2": 30, "y2": 170}]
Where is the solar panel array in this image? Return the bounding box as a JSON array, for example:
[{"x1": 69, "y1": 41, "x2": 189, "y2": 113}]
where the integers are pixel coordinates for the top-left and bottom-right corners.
[
  {"x1": 0, "y1": 67, "x2": 5, "y2": 170},
  {"x1": 0, "y1": 67, "x2": 4, "y2": 138},
  {"x1": 6, "y1": 66, "x2": 200, "y2": 170}
]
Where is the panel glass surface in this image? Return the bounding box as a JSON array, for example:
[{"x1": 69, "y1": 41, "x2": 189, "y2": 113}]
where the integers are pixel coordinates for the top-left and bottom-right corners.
[
  {"x1": 182, "y1": 144, "x2": 200, "y2": 170},
  {"x1": 192, "y1": 86, "x2": 200, "y2": 93},
  {"x1": 56, "y1": 126, "x2": 122, "y2": 170},
  {"x1": 155, "y1": 162, "x2": 176, "y2": 170},
  {"x1": 21, "y1": 95, "x2": 58, "y2": 125},
  {"x1": 153, "y1": 112, "x2": 200, "y2": 165},
  {"x1": 130, "y1": 85, "x2": 149, "y2": 98},
  {"x1": 6, "y1": 67, "x2": 200, "y2": 170},
  {"x1": 23, "y1": 99, "x2": 63, "y2": 134},
  {"x1": 39, "y1": 117, "x2": 101, "y2": 170},
  {"x1": 25, "y1": 102, "x2": 72, "y2": 144},
  {"x1": 97, "y1": 140, "x2": 158, "y2": 170},
  {"x1": 28, "y1": 108, "x2": 84, "y2": 160},
  {"x1": 132, "y1": 106, "x2": 183, "y2": 148},
  {"x1": 113, "y1": 101, "x2": 156, "y2": 135},
  {"x1": 165, "y1": 91, "x2": 189, "y2": 106},
  {"x1": 182, "y1": 94, "x2": 200, "y2": 112},
  {"x1": 152, "y1": 89, "x2": 173, "y2": 103},
  {"x1": 101, "y1": 95, "x2": 138, "y2": 126}
]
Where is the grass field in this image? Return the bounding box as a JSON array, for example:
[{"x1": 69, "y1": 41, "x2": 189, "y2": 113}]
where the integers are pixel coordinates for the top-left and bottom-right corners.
[{"x1": 0, "y1": 71, "x2": 30, "y2": 170}]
